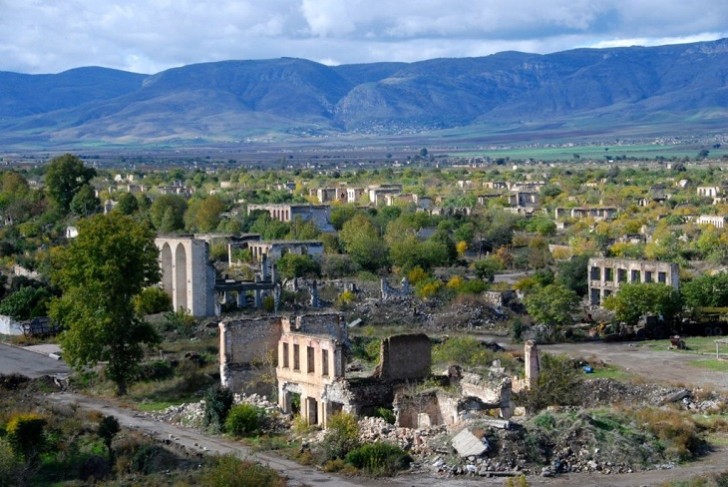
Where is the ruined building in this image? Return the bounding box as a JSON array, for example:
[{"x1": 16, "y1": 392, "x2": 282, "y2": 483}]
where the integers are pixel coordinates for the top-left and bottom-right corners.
[
  {"x1": 219, "y1": 313, "x2": 521, "y2": 429},
  {"x1": 588, "y1": 257, "x2": 679, "y2": 306}
]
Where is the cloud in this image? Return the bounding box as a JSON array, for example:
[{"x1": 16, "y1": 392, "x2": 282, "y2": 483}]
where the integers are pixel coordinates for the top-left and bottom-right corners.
[{"x1": 0, "y1": 0, "x2": 726, "y2": 74}]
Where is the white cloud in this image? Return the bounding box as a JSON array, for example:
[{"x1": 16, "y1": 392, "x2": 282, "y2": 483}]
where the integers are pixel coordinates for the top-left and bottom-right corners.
[{"x1": 0, "y1": 0, "x2": 726, "y2": 73}]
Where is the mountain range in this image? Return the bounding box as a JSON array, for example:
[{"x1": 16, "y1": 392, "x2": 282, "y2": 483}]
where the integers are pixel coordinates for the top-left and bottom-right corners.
[{"x1": 1, "y1": 38, "x2": 727, "y2": 148}]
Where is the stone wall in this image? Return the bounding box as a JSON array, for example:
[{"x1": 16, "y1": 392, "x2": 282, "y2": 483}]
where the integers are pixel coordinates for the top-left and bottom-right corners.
[
  {"x1": 219, "y1": 317, "x2": 283, "y2": 390},
  {"x1": 377, "y1": 334, "x2": 431, "y2": 381}
]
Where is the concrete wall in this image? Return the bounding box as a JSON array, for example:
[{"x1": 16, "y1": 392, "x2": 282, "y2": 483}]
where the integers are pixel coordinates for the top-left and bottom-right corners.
[
  {"x1": 0, "y1": 315, "x2": 23, "y2": 335},
  {"x1": 377, "y1": 334, "x2": 431, "y2": 381}
]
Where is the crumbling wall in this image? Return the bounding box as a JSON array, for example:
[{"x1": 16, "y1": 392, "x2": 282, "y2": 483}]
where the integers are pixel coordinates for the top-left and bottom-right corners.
[
  {"x1": 219, "y1": 317, "x2": 282, "y2": 391},
  {"x1": 459, "y1": 373, "x2": 512, "y2": 419},
  {"x1": 282, "y1": 313, "x2": 347, "y2": 341},
  {"x1": 377, "y1": 334, "x2": 431, "y2": 381},
  {"x1": 326, "y1": 377, "x2": 395, "y2": 416}
]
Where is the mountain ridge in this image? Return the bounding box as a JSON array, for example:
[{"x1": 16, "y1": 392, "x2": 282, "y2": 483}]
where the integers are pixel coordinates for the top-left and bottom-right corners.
[{"x1": 1, "y1": 39, "x2": 727, "y2": 148}]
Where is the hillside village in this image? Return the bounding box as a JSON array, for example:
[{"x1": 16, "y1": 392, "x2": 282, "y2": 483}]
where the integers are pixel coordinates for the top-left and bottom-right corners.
[{"x1": 3, "y1": 152, "x2": 728, "y2": 485}]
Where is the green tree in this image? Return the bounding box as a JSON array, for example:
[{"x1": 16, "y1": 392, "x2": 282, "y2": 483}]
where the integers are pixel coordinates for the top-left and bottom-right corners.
[
  {"x1": 69, "y1": 184, "x2": 100, "y2": 217},
  {"x1": 0, "y1": 285, "x2": 51, "y2": 320},
  {"x1": 604, "y1": 282, "x2": 683, "y2": 326},
  {"x1": 339, "y1": 214, "x2": 389, "y2": 272},
  {"x1": 276, "y1": 253, "x2": 321, "y2": 280},
  {"x1": 186, "y1": 195, "x2": 226, "y2": 232},
  {"x1": 682, "y1": 272, "x2": 728, "y2": 309},
  {"x1": 114, "y1": 192, "x2": 139, "y2": 215},
  {"x1": 49, "y1": 213, "x2": 161, "y2": 395},
  {"x1": 44, "y1": 154, "x2": 96, "y2": 212},
  {"x1": 556, "y1": 254, "x2": 590, "y2": 296},
  {"x1": 524, "y1": 283, "x2": 579, "y2": 327},
  {"x1": 149, "y1": 194, "x2": 187, "y2": 232}
]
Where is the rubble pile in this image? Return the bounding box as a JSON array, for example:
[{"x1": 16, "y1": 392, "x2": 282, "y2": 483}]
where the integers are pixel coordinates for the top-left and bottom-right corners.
[
  {"x1": 581, "y1": 379, "x2": 726, "y2": 412},
  {"x1": 356, "y1": 417, "x2": 448, "y2": 455}
]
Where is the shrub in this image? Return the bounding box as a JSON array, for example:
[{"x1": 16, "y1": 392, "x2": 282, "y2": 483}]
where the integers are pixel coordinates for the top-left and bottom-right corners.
[
  {"x1": 345, "y1": 442, "x2": 410, "y2": 476},
  {"x1": 634, "y1": 408, "x2": 704, "y2": 460},
  {"x1": 522, "y1": 354, "x2": 582, "y2": 412},
  {"x1": 336, "y1": 290, "x2": 356, "y2": 309},
  {"x1": 133, "y1": 286, "x2": 172, "y2": 315},
  {"x1": 225, "y1": 404, "x2": 262, "y2": 437},
  {"x1": 203, "y1": 454, "x2": 284, "y2": 487},
  {"x1": 6, "y1": 412, "x2": 46, "y2": 462},
  {"x1": 372, "y1": 407, "x2": 395, "y2": 425},
  {"x1": 0, "y1": 439, "x2": 24, "y2": 487},
  {"x1": 136, "y1": 360, "x2": 174, "y2": 381},
  {"x1": 320, "y1": 413, "x2": 360, "y2": 461},
  {"x1": 203, "y1": 385, "x2": 234, "y2": 433}
]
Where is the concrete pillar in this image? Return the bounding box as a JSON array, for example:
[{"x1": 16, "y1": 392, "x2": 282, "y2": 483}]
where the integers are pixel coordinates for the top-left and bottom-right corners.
[
  {"x1": 524, "y1": 340, "x2": 540, "y2": 389},
  {"x1": 254, "y1": 290, "x2": 262, "y2": 308},
  {"x1": 237, "y1": 291, "x2": 246, "y2": 308}
]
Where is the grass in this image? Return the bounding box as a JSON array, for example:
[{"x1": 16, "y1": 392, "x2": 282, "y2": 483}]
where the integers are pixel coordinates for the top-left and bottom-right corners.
[
  {"x1": 687, "y1": 359, "x2": 728, "y2": 372},
  {"x1": 587, "y1": 363, "x2": 631, "y2": 380}
]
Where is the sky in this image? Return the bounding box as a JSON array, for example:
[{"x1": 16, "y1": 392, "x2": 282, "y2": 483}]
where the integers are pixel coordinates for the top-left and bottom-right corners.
[{"x1": 0, "y1": 0, "x2": 726, "y2": 75}]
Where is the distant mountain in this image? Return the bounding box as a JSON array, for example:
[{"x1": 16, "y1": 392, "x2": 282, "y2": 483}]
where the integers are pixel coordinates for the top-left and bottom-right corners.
[{"x1": 1, "y1": 39, "x2": 727, "y2": 147}]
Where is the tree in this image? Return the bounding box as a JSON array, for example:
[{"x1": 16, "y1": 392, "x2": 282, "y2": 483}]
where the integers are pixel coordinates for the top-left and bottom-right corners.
[
  {"x1": 682, "y1": 272, "x2": 728, "y2": 309},
  {"x1": 603, "y1": 282, "x2": 682, "y2": 326},
  {"x1": 49, "y1": 213, "x2": 161, "y2": 395},
  {"x1": 276, "y1": 253, "x2": 321, "y2": 281},
  {"x1": 69, "y1": 184, "x2": 100, "y2": 217},
  {"x1": 149, "y1": 194, "x2": 187, "y2": 232},
  {"x1": 44, "y1": 154, "x2": 96, "y2": 212},
  {"x1": 185, "y1": 195, "x2": 226, "y2": 232},
  {"x1": 339, "y1": 214, "x2": 389, "y2": 272},
  {"x1": 524, "y1": 283, "x2": 579, "y2": 327},
  {"x1": 114, "y1": 192, "x2": 139, "y2": 215},
  {"x1": 556, "y1": 254, "x2": 590, "y2": 296},
  {"x1": 0, "y1": 285, "x2": 51, "y2": 320}
]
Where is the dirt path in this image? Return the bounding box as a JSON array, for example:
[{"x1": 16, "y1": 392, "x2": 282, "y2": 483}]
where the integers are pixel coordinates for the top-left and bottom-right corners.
[{"x1": 540, "y1": 341, "x2": 728, "y2": 391}]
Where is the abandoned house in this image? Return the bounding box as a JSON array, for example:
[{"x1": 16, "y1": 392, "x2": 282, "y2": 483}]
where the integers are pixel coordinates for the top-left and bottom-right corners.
[{"x1": 588, "y1": 257, "x2": 680, "y2": 306}]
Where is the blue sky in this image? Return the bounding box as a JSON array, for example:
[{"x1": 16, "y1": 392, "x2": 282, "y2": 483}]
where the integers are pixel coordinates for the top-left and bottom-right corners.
[{"x1": 1, "y1": 0, "x2": 726, "y2": 74}]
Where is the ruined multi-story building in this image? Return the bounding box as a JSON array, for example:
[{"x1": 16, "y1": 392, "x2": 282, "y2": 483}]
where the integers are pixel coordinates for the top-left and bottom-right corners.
[
  {"x1": 247, "y1": 203, "x2": 334, "y2": 232},
  {"x1": 587, "y1": 258, "x2": 680, "y2": 306},
  {"x1": 220, "y1": 312, "x2": 519, "y2": 429}
]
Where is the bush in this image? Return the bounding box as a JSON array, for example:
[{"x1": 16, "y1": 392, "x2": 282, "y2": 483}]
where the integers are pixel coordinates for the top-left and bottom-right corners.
[
  {"x1": 372, "y1": 407, "x2": 395, "y2": 425},
  {"x1": 6, "y1": 412, "x2": 46, "y2": 462},
  {"x1": 136, "y1": 360, "x2": 174, "y2": 381},
  {"x1": 634, "y1": 408, "x2": 704, "y2": 460},
  {"x1": 133, "y1": 287, "x2": 172, "y2": 315},
  {"x1": 320, "y1": 413, "x2": 360, "y2": 461},
  {"x1": 522, "y1": 354, "x2": 582, "y2": 412},
  {"x1": 225, "y1": 404, "x2": 262, "y2": 437},
  {"x1": 203, "y1": 454, "x2": 284, "y2": 487},
  {"x1": 204, "y1": 385, "x2": 234, "y2": 433},
  {"x1": 0, "y1": 439, "x2": 24, "y2": 487},
  {"x1": 345, "y1": 442, "x2": 410, "y2": 476}
]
